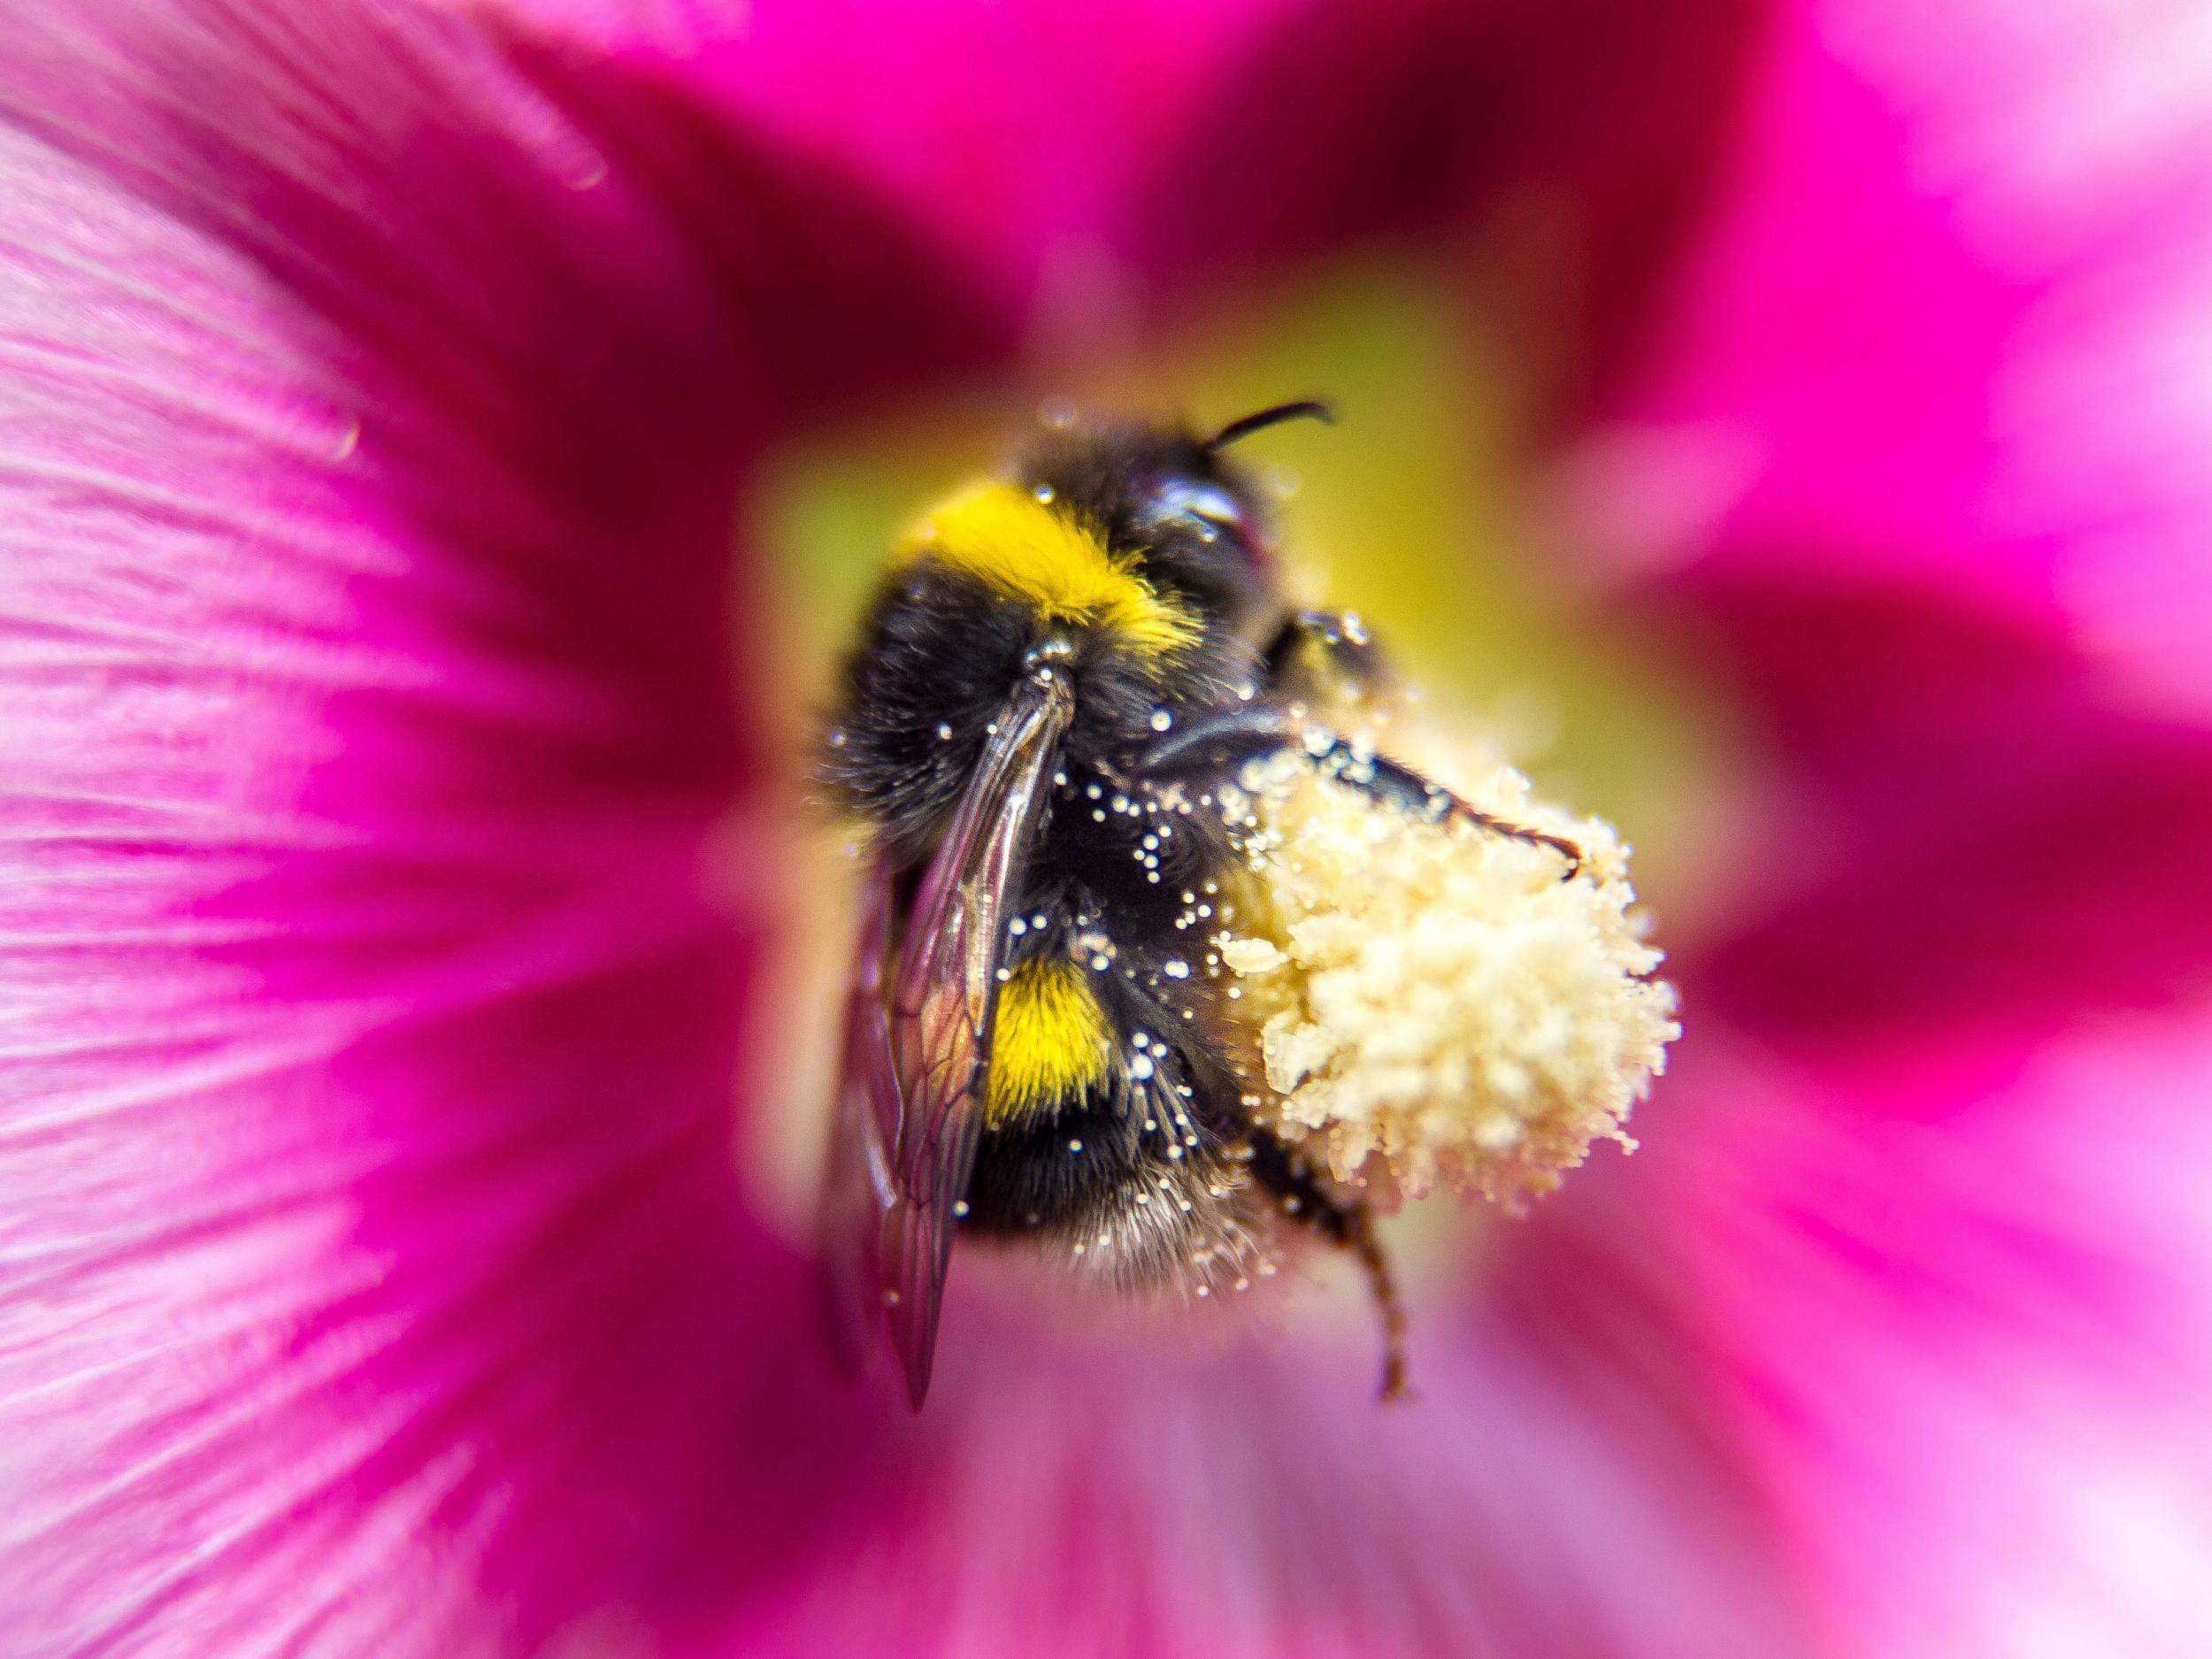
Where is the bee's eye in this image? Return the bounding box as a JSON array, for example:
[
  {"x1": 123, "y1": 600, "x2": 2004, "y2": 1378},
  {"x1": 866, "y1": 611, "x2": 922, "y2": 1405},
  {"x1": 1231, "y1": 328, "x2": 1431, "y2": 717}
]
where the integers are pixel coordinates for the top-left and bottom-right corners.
[{"x1": 1139, "y1": 478, "x2": 1248, "y2": 547}]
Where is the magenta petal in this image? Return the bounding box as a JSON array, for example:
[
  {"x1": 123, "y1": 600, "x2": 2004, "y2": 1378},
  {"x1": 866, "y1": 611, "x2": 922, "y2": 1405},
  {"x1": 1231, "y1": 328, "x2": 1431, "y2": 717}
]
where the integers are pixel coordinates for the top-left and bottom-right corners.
[
  {"x1": 1125, "y1": 0, "x2": 1770, "y2": 408},
  {"x1": 1673, "y1": 581, "x2": 2212, "y2": 1054},
  {"x1": 513, "y1": 0, "x2": 1770, "y2": 402},
  {"x1": 1578, "y1": 3, "x2": 2212, "y2": 718},
  {"x1": 510, "y1": 0, "x2": 1302, "y2": 303},
  {"x1": 1672, "y1": 1024, "x2": 2212, "y2": 1659},
  {"x1": 0, "y1": 4, "x2": 1002, "y2": 1652},
  {"x1": 740, "y1": 1222, "x2": 1821, "y2": 1659}
]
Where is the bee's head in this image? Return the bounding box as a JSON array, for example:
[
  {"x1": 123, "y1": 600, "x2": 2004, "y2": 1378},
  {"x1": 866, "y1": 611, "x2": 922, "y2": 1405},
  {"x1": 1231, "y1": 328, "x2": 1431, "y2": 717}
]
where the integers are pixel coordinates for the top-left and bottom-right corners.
[{"x1": 1017, "y1": 402, "x2": 1333, "y2": 622}]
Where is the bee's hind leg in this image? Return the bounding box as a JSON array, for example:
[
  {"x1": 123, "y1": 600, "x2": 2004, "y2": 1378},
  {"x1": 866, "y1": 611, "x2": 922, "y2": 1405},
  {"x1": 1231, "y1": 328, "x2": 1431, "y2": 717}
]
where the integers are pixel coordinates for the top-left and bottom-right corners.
[
  {"x1": 1245, "y1": 1130, "x2": 1410, "y2": 1403},
  {"x1": 1137, "y1": 704, "x2": 1582, "y2": 879}
]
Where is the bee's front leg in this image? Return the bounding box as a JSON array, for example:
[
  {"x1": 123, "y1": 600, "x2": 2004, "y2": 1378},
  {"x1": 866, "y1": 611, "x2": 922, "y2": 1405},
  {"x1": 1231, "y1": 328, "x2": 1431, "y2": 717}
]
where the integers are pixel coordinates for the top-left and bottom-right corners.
[{"x1": 1136, "y1": 703, "x2": 1583, "y2": 879}]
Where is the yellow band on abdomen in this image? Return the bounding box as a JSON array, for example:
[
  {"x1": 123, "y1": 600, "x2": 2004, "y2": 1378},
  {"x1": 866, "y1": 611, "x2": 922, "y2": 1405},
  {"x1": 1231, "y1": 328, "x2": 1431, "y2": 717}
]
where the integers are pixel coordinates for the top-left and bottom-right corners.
[{"x1": 987, "y1": 956, "x2": 1114, "y2": 1124}]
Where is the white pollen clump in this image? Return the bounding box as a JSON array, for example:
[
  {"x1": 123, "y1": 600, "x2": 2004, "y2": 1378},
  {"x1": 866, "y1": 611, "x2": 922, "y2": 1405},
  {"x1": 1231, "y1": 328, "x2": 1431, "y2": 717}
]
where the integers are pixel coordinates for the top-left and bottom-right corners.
[{"x1": 1220, "y1": 710, "x2": 1678, "y2": 1211}]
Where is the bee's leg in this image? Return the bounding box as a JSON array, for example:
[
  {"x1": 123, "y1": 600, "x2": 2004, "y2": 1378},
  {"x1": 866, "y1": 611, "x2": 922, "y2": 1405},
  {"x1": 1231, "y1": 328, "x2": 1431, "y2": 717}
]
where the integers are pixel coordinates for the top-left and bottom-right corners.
[
  {"x1": 1134, "y1": 702, "x2": 1296, "y2": 776},
  {"x1": 1139, "y1": 706, "x2": 1582, "y2": 878},
  {"x1": 1340, "y1": 748, "x2": 1584, "y2": 878},
  {"x1": 1261, "y1": 608, "x2": 1389, "y2": 693},
  {"x1": 1247, "y1": 1130, "x2": 1410, "y2": 1402}
]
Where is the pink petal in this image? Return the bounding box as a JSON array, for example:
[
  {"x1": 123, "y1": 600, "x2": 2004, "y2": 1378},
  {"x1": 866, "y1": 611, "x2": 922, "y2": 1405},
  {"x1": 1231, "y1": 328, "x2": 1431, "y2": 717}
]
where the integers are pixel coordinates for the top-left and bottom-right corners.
[
  {"x1": 0, "y1": 3, "x2": 999, "y2": 1652},
  {"x1": 739, "y1": 1202, "x2": 1821, "y2": 1659},
  {"x1": 1673, "y1": 581, "x2": 2212, "y2": 1055},
  {"x1": 516, "y1": 0, "x2": 1770, "y2": 406},
  {"x1": 1123, "y1": 0, "x2": 1770, "y2": 408},
  {"x1": 507, "y1": 0, "x2": 1299, "y2": 305},
  {"x1": 15, "y1": 4, "x2": 2200, "y2": 1658},
  {"x1": 1568, "y1": 1, "x2": 2212, "y2": 719},
  {"x1": 1671, "y1": 1018, "x2": 2212, "y2": 1659}
]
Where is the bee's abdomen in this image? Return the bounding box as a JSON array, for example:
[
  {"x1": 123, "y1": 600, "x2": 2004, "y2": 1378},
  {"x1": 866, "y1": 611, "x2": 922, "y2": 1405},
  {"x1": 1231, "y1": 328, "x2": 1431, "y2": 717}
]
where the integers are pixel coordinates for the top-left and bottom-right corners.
[
  {"x1": 985, "y1": 958, "x2": 1115, "y2": 1125},
  {"x1": 960, "y1": 1047, "x2": 1257, "y2": 1289},
  {"x1": 960, "y1": 1079, "x2": 1150, "y2": 1234},
  {"x1": 964, "y1": 964, "x2": 1240, "y2": 1226}
]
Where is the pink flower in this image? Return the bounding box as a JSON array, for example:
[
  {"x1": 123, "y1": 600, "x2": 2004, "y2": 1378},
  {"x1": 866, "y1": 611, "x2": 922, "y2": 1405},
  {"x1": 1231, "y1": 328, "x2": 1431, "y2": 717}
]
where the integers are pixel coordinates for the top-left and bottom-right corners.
[{"x1": 4, "y1": 3, "x2": 2210, "y2": 1656}]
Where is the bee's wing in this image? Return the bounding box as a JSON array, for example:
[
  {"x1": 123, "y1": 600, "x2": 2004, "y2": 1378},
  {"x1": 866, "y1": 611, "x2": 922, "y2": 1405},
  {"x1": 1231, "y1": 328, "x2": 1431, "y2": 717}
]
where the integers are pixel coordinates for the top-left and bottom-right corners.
[
  {"x1": 818, "y1": 861, "x2": 898, "y2": 1379},
  {"x1": 881, "y1": 674, "x2": 1072, "y2": 1408}
]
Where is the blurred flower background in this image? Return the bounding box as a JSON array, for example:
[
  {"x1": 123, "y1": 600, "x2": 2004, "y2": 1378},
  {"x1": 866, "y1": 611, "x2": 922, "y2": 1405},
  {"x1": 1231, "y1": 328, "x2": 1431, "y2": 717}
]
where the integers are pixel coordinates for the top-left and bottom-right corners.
[{"x1": 4, "y1": 1, "x2": 2212, "y2": 1656}]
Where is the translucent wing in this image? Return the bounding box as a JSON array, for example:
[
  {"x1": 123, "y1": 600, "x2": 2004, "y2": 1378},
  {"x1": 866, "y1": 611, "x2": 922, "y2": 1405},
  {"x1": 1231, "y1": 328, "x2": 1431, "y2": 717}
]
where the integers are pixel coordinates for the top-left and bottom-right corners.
[
  {"x1": 818, "y1": 862, "x2": 897, "y2": 1378},
  {"x1": 881, "y1": 674, "x2": 1072, "y2": 1407}
]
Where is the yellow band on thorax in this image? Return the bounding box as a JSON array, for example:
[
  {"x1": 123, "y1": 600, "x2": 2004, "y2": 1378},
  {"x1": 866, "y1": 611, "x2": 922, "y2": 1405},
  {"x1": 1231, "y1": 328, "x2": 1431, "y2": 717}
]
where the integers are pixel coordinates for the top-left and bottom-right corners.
[
  {"x1": 987, "y1": 956, "x2": 1114, "y2": 1124},
  {"x1": 900, "y1": 481, "x2": 1199, "y2": 663}
]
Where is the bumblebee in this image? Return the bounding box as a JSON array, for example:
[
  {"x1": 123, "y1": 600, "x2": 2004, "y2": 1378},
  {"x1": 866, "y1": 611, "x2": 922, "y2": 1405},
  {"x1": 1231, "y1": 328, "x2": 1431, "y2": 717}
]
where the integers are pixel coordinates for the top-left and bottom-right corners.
[{"x1": 818, "y1": 403, "x2": 1579, "y2": 1408}]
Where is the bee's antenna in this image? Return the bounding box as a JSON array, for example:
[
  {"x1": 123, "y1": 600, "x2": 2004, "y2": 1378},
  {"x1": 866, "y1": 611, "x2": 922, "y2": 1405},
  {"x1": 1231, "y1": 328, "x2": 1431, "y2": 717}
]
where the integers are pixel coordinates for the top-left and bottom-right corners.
[{"x1": 1206, "y1": 399, "x2": 1337, "y2": 451}]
